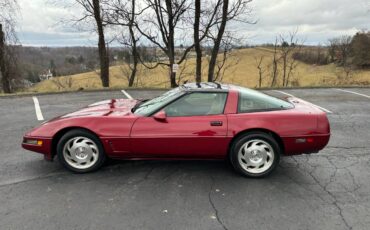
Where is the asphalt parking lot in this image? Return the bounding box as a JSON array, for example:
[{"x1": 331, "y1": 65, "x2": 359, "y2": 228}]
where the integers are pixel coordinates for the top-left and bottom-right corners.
[{"x1": 0, "y1": 87, "x2": 369, "y2": 230}]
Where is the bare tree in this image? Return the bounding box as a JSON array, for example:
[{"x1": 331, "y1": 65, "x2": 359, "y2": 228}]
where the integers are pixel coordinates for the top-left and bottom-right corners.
[
  {"x1": 328, "y1": 35, "x2": 353, "y2": 81},
  {"x1": 270, "y1": 38, "x2": 279, "y2": 87},
  {"x1": 192, "y1": 0, "x2": 222, "y2": 83},
  {"x1": 207, "y1": 0, "x2": 229, "y2": 82},
  {"x1": 106, "y1": 0, "x2": 142, "y2": 87},
  {"x1": 210, "y1": 33, "x2": 240, "y2": 82},
  {"x1": 254, "y1": 56, "x2": 265, "y2": 88},
  {"x1": 0, "y1": 0, "x2": 19, "y2": 93},
  {"x1": 327, "y1": 35, "x2": 355, "y2": 82},
  {"x1": 207, "y1": 0, "x2": 253, "y2": 82},
  {"x1": 328, "y1": 38, "x2": 338, "y2": 63},
  {"x1": 279, "y1": 29, "x2": 302, "y2": 87},
  {"x1": 265, "y1": 30, "x2": 303, "y2": 88},
  {"x1": 74, "y1": 0, "x2": 110, "y2": 87},
  {"x1": 193, "y1": 0, "x2": 201, "y2": 83},
  {"x1": 337, "y1": 35, "x2": 352, "y2": 67},
  {"x1": 136, "y1": 0, "x2": 193, "y2": 88},
  {"x1": 285, "y1": 54, "x2": 299, "y2": 87},
  {"x1": 328, "y1": 36, "x2": 352, "y2": 66}
]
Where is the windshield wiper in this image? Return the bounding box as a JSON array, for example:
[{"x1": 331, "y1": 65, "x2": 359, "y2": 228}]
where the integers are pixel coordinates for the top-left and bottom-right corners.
[{"x1": 131, "y1": 99, "x2": 150, "y2": 113}]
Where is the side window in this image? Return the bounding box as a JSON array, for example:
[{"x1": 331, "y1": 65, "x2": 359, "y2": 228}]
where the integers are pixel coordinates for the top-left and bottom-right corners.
[
  {"x1": 238, "y1": 89, "x2": 293, "y2": 113},
  {"x1": 164, "y1": 92, "x2": 227, "y2": 117}
]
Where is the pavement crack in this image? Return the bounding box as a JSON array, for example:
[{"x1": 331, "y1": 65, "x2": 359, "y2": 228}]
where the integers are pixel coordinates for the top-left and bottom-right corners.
[
  {"x1": 279, "y1": 166, "x2": 327, "y2": 203},
  {"x1": 129, "y1": 165, "x2": 156, "y2": 186},
  {"x1": 143, "y1": 165, "x2": 155, "y2": 180},
  {"x1": 327, "y1": 146, "x2": 370, "y2": 150},
  {"x1": 208, "y1": 176, "x2": 228, "y2": 230},
  {"x1": 292, "y1": 156, "x2": 352, "y2": 230}
]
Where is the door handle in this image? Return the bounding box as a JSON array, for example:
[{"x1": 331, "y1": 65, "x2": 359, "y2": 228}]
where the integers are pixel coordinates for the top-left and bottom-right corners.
[{"x1": 210, "y1": 121, "x2": 223, "y2": 126}]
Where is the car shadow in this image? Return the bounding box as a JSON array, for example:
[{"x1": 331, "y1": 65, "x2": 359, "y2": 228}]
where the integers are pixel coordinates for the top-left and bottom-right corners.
[
  {"x1": 101, "y1": 158, "x2": 307, "y2": 181},
  {"x1": 15, "y1": 156, "x2": 312, "y2": 188}
]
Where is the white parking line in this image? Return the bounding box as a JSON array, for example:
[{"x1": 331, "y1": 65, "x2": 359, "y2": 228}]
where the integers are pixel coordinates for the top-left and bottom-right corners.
[
  {"x1": 335, "y1": 89, "x2": 370, "y2": 99},
  {"x1": 121, "y1": 90, "x2": 133, "y2": 99},
  {"x1": 32, "y1": 96, "x2": 44, "y2": 121},
  {"x1": 273, "y1": 90, "x2": 333, "y2": 114}
]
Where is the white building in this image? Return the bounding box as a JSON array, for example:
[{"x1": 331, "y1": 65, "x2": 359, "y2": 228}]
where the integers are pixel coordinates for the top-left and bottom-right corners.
[{"x1": 39, "y1": 69, "x2": 53, "y2": 81}]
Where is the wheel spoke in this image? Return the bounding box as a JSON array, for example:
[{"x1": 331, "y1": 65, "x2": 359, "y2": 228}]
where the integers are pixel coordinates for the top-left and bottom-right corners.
[
  {"x1": 266, "y1": 151, "x2": 272, "y2": 161},
  {"x1": 250, "y1": 142, "x2": 259, "y2": 149}
]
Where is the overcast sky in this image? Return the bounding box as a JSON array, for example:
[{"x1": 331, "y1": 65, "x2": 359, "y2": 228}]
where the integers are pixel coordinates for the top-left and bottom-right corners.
[{"x1": 16, "y1": 0, "x2": 370, "y2": 46}]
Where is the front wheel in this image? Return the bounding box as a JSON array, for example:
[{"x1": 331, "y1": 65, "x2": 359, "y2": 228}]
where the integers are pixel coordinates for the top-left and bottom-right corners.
[
  {"x1": 57, "y1": 129, "x2": 106, "y2": 173},
  {"x1": 230, "y1": 132, "x2": 281, "y2": 178}
]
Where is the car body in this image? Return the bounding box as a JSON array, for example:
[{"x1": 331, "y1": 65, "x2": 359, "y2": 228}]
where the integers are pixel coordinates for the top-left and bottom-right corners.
[{"x1": 22, "y1": 83, "x2": 330, "y2": 177}]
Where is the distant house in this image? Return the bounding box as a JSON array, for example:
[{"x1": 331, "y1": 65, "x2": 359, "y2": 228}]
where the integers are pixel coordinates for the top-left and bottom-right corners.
[{"x1": 39, "y1": 69, "x2": 53, "y2": 81}]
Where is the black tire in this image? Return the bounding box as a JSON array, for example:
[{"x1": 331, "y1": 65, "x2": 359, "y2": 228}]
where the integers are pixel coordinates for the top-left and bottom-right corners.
[
  {"x1": 229, "y1": 132, "x2": 281, "y2": 178},
  {"x1": 57, "y1": 129, "x2": 106, "y2": 173}
]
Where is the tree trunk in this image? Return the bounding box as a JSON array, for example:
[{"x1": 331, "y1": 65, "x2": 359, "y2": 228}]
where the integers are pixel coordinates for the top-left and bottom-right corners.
[
  {"x1": 92, "y1": 0, "x2": 109, "y2": 87},
  {"x1": 282, "y1": 55, "x2": 287, "y2": 87},
  {"x1": 259, "y1": 70, "x2": 262, "y2": 88},
  {"x1": 0, "y1": 24, "x2": 11, "y2": 93},
  {"x1": 270, "y1": 40, "x2": 278, "y2": 87},
  {"x1": 258, "y1": 65, "x2": 262, "y2": 88},
  {"x1": 128, "y1": 0, "x2": 138, "y2": 87},
  {"x1": 286, "y1": 64, "x2": 293, "y2": 87},
  {"x1": 169, "y1": 62, "x2": 177, "y2": 88},
  {"x1": 271, "y1": 59, "x2": 278, "y2": 87},
  {"x1": 129, "y1": 31, "x2": 138, "y2": 88},
  {"x1": 165, "y1": 0, "x2": 178, "y2": 88},
  {"x1": 194, "y1": 0, "x2": 202, "y2": 83},
  {"x1": 168, "y1": 43, "x2": 177, "y2": 87},
  {"x1": 207, "y1": 0, "x2": 229, "y2": 82},
  {"x1": 128, "y1": 66, "x2": 137, "y2": 87},
  {"x1": 128, "y1": 33, "x2": 138, "y2": 87}
]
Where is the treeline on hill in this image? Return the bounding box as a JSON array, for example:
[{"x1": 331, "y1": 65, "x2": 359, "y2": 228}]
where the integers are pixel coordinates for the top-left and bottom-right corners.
[
  {"x1": 16, "y1": 46, "x2": 159, "y2": 84},
  {"x1": 18, "y1": 46, "x2": 98, "y2": 84},
  {"x1": 292, "y1": 32, "x2": 370, "y2": 69}
]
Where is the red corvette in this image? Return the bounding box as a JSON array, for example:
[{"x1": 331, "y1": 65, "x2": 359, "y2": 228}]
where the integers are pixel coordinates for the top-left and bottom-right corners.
[{"x1": 22, "y1": 83, "x2": 330, "y2": 177}]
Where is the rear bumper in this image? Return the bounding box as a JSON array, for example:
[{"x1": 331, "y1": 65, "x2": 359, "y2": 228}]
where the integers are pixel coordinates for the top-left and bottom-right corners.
[
  {"x1": 22, "y1": 136, "x2": 53, "y2": 161},
  {"x1": 282, "y1": 133, "x2": 330, "y2": 155}
]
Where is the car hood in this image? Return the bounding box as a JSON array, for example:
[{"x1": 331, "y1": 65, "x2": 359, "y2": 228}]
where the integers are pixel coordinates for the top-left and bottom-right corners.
[
  {"x1": 25, "y1": 99, "x2": 140, "y2": 137},
  {"x1": 55, "y1": 99, "x2": 139, "y2": 120}
]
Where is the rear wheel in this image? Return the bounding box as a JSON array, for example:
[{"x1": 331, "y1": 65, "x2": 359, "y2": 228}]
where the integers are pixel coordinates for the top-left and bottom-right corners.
[
  {"x1": 230, "y1": 132, "x2": 280, "y2": 178},
  {"x1": 57, "y1": 129, "x2": 106, "y2": 173}
]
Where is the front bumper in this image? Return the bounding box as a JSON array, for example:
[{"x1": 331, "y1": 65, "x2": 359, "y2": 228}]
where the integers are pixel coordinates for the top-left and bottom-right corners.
[{"x1": 22, "y1": 136, "x2": 53, "y2": 161}]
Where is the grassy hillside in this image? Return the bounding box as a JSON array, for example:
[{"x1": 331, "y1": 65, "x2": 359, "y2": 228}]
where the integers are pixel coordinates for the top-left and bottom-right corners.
[{"x1": 28, "y1": 48, "x2": 370, "y2": 93}]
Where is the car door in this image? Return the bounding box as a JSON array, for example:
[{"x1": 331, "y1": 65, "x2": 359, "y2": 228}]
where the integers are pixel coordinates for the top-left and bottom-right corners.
[{"x1": 130, "y1": 92, "x2": 229, "y2": 158}]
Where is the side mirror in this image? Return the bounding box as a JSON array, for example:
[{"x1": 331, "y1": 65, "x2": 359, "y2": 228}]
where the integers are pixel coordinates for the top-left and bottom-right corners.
[{"x1": 153, "y1": 110, "x2": 167, "y2": 121}]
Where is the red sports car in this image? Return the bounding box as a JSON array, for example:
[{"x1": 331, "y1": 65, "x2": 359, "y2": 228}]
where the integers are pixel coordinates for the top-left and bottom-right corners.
[{"x1": 22, "y1": 83, "x2": 330, "y2": 177}]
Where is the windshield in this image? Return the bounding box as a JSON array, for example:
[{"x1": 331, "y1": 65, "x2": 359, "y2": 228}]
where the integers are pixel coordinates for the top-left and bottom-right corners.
[{"x1": 134, "y1": 87, "x2": 185, "y2": 116}]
